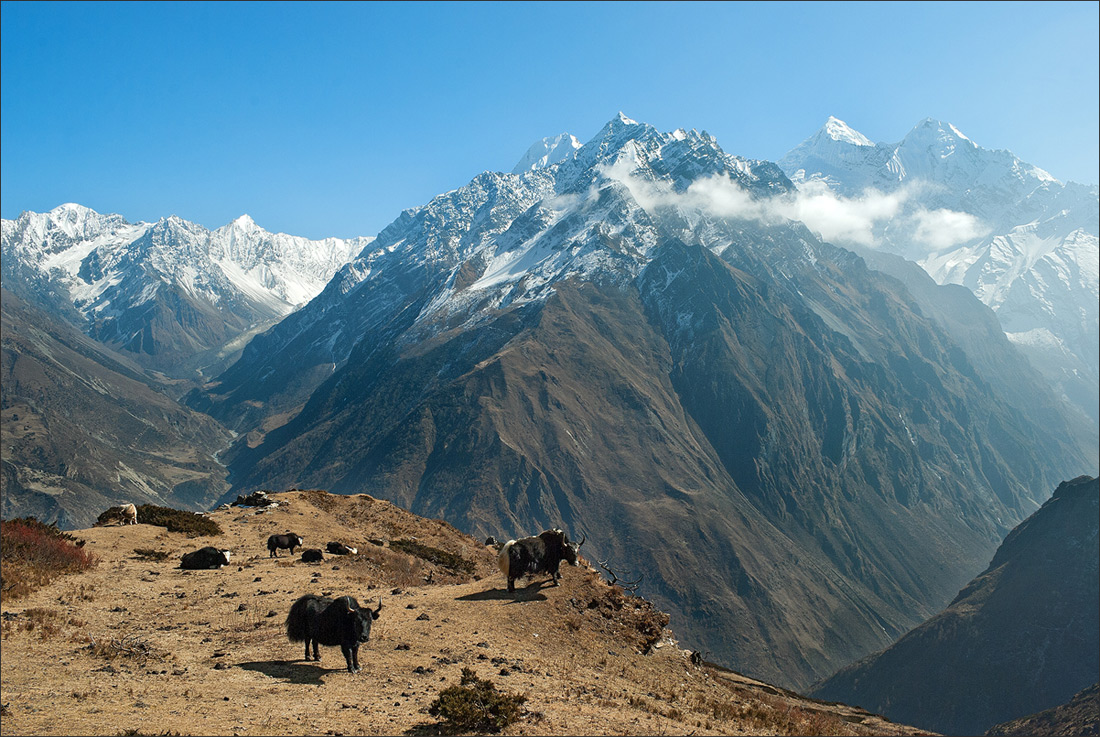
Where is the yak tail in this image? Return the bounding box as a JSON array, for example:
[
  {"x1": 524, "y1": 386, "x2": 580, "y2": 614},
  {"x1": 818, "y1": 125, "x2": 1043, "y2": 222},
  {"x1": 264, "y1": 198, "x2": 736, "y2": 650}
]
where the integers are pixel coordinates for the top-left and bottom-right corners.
[
  {"x1": 285, "y1": 595, "x2": 316, "y2": 642},
  {"x1": 497, "y1": 540, "x2": 515, "y2": 580}
]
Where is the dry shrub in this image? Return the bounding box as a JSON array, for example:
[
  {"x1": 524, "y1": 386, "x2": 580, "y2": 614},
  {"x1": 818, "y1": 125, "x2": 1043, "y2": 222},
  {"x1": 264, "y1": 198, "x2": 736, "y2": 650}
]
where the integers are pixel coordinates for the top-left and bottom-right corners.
[
  {"x1": 16, "y1": 608, "x2": 62, "y2": 639},
  {"x1": 1, "y1": 607, "x2": 85, "y2": 641},
  {"x1": 390, "y1": 538, "x2": 475, "y2": 575},
  {"x1": 580, "y1": 581, "x2": 670, "y2": 653},
  {"x1": 87, "y1": 633, "x2": 163, "y2": 662},
  {"x1": 701, "y1": 692, "x2": 850, "y2": 736},
  {"x1": 1, "y1": 518, "x2": 96, "y2": 601},
  {"x1": 135, "y1": 505, "x2": 221, "y2": 537},
  {"x1": 428, "y1": 667, "x2": 527, "y2": 733},
  {"x1": 349, "y1": 546, "x2": 427, "y2": 588}
]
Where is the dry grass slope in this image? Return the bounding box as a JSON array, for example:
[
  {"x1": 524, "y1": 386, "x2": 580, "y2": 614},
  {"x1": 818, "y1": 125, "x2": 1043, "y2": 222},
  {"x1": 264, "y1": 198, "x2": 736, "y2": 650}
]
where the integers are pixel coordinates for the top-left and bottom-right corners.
[{"x1": 1, "y1": 490, "x2": 932, "y2": 736}]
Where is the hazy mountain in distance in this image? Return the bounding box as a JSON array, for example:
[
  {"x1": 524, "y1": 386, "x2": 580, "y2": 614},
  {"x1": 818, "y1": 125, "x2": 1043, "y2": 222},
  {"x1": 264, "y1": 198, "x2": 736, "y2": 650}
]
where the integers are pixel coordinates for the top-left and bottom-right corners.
[
  {"x1": 811, "y1": 475, "x2": 1099, "y2": 736},
  {"x1": 780, "y1": 117, "x2": 1099, "y2": 429},
  {"x1": 1, "y1": 287, "x2": 232, "y2": 529},
  {"x1": 1, "y1": 204, "x2": 371, "y2": 386}
]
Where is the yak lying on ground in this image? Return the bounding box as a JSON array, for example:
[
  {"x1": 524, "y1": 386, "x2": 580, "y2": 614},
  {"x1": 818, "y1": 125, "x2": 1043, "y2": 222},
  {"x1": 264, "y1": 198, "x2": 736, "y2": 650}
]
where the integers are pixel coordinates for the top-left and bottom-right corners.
[
  {"x1": 300, "y1": 548, "x2": 324, "y2": 563},
  {"x1": 326, "y1": 541, "x2": 358, "y2": 555},
  {"x1": 267, "y1": 533, "x2": 303, "y2": 558},
  {"x1": 498, "y1": 528, "x2": 585, "y2": 593},
  {"x1": 285, "y1": 595, "x2": 383, "y2": 673},
  {"x1": 180, "y1": 546, "x2": 232, "y2": 570}
]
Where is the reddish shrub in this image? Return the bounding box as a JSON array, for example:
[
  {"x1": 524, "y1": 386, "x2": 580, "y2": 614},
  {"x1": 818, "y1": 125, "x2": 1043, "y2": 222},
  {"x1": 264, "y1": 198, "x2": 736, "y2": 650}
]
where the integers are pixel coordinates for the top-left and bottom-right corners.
[{"x1": 1, "y1": 518, "x2": 97, "y2": 601}]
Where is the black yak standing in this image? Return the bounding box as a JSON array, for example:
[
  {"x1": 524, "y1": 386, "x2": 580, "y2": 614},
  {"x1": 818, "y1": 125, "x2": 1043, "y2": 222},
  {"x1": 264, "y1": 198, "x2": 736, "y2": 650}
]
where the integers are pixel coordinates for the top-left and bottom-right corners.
[
  {"x1": 285, "y1": 594, "x2": 382, "y2": 673},
  {"x1": 267, "y1": 533, "x2": 303, "y2": 558},
  {"x1": 498, "y1": 528, "x2": 585, "y2": 592}
]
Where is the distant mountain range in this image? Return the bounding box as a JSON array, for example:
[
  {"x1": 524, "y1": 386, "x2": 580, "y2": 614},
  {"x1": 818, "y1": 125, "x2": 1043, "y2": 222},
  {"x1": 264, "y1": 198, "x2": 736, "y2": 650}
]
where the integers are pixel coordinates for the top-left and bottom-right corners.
[
  {"x1": 1, "y1": 287, "x2": 232, "y2": 526},
  {"x1": 811, "y1": 475, "x2": 1099, "y2": 736},
  {"x1": 1, "y1": 114, "x2": 1096, "y2": 694},
  {"x1": 780, "y1": 116, "x2": 1099, "y2": 428},
  {"x1": 1, "y1": 205, "x2": 370, "y2": 382}
]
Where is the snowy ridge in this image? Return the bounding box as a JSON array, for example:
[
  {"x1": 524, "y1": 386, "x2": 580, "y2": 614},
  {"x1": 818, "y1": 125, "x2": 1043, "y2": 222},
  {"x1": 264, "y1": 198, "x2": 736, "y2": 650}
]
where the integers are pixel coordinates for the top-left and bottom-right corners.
[
  {"x1": 392, "y1": 113, "x2": 787, "y2": 339},
  {"x1": 824, "y1": 116, "x2": 874, "y2": 147},
  {"x1": 228, "y1": 113, "x2": 794, "y2": 381},
  {"x1": 2, "y1": 204, "x2": 371, "y2": 323},
  {"x1": 511, "y1": 132, "x2": 582, "y2": 174},
  {"x1": 780, "y1": 116, "x2": 1099, "y2": 425}
]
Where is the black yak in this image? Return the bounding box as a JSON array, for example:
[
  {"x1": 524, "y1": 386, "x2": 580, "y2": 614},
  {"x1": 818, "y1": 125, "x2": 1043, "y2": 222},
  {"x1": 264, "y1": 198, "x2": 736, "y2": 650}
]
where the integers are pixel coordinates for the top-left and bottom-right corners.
[
  {"x1": 285, "y1": 595, "x2": 383, "y2": 673},
  {"x1": 180, "y1": 546, "x2": 232, "y2": 570},
  {"x1": 498, "y1": 528, "x2": 585, "y2": 592},
  {"x1": 300, "y1": 548, "x2": 324, "y2": 563},
  {"x1": 326, "y1": 541, "x2": 358, "y2": 555},
  {"x1": 267, "y1": 533, "x2": 303, "y2": 558}
]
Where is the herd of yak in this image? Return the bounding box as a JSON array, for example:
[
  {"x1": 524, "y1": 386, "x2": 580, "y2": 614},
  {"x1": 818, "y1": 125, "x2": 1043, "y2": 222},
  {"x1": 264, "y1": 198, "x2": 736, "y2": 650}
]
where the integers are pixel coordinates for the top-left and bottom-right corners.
[{"x1": 107, "y1": 504, "x2": 585, "y2": 673}]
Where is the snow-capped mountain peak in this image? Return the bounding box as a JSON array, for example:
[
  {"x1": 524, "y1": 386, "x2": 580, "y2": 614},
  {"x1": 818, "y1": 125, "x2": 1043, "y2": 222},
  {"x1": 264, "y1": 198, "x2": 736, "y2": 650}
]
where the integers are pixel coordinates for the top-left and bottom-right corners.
[
  {"x1": 779, "y1": 116, "x2": 1099, "y2": 428},
  {"x1": 2, "y1": 205, "x2": 372, "y2": 377},
  {"x1": 823, "y1": 116, "x2": 873, "y2": 147},
  {"x1": 229, "y1": 213, "x2": 259, "y2": 230},
  {"x1": 899, "y1": 117, "x2": 978, "y2": 160},
  {"x1": 511, "y1": 133, "x2": 582, "y2": 174}
]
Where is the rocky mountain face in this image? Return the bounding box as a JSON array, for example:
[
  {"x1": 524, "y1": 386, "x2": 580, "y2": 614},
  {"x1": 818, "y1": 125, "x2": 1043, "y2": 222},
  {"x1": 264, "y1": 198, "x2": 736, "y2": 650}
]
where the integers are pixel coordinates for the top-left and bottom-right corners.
[
  {"x1": 779, "y1": 117, "x2": 1100, "y2": 429},
  {"x1": 986, "y1": 683, "x2": 1100, "y2": 737},
  {"x1": 189, "y1": 114, "x2": 1094, "y2": 690},
  {"x1": 0, "y1": 287, "x2": 232, "y2": 529},
  {"x1": 849, "y1": 246, "x2": 1098, "y2": 467},
  {"x1": 811, "y1": 475, "x2": 1100, "y2": 736},
  {"x1": 1, "y1": 204, "x2": 369, "y2": 384}
]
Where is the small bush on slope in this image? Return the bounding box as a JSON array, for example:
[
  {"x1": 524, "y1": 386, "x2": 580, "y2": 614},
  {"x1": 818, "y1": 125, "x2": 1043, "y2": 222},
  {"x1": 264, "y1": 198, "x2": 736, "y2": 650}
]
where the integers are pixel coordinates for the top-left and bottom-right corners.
[
  {"x1": 133, "y1": 504, "x2": 221, "y2": 537},
  {"x1": 0, "y1": 518, "x2": 96, "y2": 601},
  {"x1": 391, "y1": 538, "x2": 475, "y2": 574},
  {"x1": 428, "y1": 667, "x2": 527, "y2": 733}
]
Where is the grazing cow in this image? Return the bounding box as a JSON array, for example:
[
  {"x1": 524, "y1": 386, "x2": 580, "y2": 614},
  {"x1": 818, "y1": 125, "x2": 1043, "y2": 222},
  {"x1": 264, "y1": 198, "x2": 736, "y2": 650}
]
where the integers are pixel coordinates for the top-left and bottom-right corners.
[
  {"x1": 267, "y1": 533, "x2": 304, "y2": 558},
  {"x1": 498, "y1": 528, "x2": 585, "y2": 593},
  {"x1": 300, "y1": 548, "x2": 324, "y2": 563},
  {"x1": 180, "y1": 546, "x2": 232, "y2": 570},
  {"x1": 285, "y1": 595, "x2": 383, "y2": 673},
  {"x1": 326, "y1": 541, "x2": 358, "y2": 556},
  {"x1": 119, "y1": 503, "x2": 138, "y2": 525}
]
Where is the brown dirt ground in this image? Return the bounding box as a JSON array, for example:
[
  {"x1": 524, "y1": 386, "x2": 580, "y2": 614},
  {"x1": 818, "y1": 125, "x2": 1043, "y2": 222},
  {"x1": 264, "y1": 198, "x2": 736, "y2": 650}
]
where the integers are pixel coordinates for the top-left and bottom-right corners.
[{"x1": 0, "y1": 490, "x2": 934, "y2": 736}]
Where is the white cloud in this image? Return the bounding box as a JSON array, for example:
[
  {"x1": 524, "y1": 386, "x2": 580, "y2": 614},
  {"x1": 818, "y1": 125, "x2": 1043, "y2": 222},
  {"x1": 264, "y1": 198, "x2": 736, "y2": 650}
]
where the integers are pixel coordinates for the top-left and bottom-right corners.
[
  {"x1": 909, "y1": 207, "x2": 991, "y2": 250},
  {"x1": 781, "y1": 180, "x2": 906, "y2": 246},
  {"x1": 598, "y1": 162, "x2": 987, "y2": 252}
]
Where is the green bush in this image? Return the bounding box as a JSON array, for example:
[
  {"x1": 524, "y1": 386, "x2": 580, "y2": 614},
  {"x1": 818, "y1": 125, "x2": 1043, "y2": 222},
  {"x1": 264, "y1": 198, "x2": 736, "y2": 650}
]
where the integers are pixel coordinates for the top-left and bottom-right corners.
[
  {"x1": 135, "y1": 505, "x2": 221, "y2": 537},
  {"x1": 428, "y1": 667, "x2": 526, "y2": 733},
  {"x1": 390, "y1": 538, "x2": 475, "y2": 574}
]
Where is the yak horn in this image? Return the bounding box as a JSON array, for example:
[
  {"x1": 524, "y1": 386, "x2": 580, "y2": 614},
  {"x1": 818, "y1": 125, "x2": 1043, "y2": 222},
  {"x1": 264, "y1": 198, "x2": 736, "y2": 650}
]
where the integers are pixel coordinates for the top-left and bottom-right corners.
[{"x1": 578, "y1": 532, "x2": 586, "y2": 547}]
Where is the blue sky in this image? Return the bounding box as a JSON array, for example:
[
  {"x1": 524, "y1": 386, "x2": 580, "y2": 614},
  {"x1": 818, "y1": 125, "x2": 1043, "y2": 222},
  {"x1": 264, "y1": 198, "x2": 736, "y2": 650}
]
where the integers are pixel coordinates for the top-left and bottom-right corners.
[{"x1": 2, "y1": 1, "x2": 1097, "y2": 240}]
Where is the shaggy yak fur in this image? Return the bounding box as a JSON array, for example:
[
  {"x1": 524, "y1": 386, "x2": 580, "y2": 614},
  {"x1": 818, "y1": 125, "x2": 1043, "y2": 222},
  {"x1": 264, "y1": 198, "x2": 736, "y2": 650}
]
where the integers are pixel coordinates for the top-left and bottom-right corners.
[
  {"x1": 285, "y1": 594, "x2": 383, "y2": 673},
  {"x1": 267, "y1": 533, "x2": 303, "y2": 558}
]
